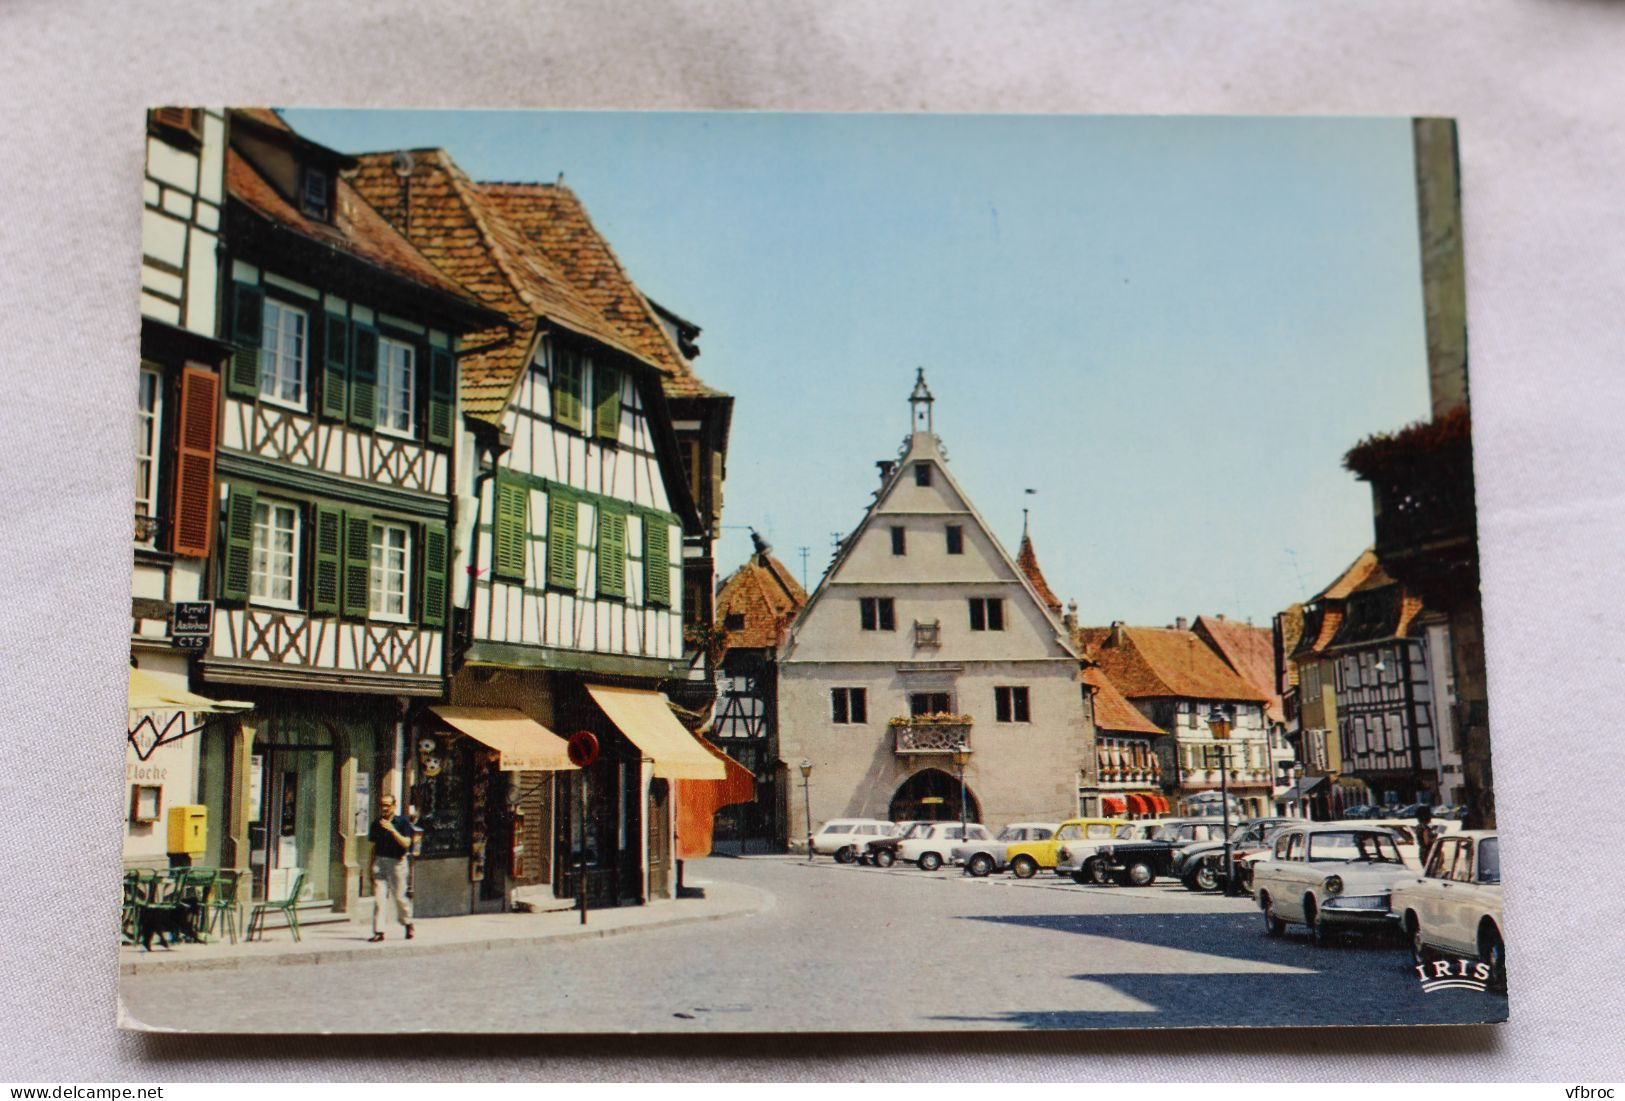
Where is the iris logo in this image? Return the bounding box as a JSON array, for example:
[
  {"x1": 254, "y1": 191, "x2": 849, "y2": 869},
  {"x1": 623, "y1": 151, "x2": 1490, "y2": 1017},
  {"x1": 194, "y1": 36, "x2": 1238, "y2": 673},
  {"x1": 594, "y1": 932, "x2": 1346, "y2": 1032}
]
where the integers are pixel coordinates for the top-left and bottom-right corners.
[{"x1": 1413, "y1": 957, "x2": 1494, "y2": 993}]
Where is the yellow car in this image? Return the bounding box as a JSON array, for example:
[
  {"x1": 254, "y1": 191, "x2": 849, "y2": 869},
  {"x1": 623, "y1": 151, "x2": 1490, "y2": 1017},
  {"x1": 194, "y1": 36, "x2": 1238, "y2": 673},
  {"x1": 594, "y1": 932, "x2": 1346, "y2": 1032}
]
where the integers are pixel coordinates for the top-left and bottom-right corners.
[{"x1": 1004, "y1": 818, "x2": 1134, "y2": 879}]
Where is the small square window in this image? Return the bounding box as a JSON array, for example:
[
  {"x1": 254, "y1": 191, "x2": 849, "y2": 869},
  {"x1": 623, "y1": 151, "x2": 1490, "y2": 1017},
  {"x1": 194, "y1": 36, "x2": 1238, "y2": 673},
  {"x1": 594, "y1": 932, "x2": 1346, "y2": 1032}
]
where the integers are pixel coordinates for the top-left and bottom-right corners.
[
  {"x1": 946, "y1": 525, "x2": 964, "y2": 554},
  {"x1": 890, "y1": 526, "x2": 906, "y2": 555},
  {"x1": 995, "y1": 686, "x2": 1031, "y2": 723},
  {"x1": 724, "y1": 613, "x2": 745, "y2": 631},
  {"x1": 832, "y1": 688, "x2": 868, "y2": 724},
  {"x1": 301, "y1": 166, "x2": 331, "y2": 220},
  {"x1": 914, "y1": 462, "x2": 931, "y2": 486}
]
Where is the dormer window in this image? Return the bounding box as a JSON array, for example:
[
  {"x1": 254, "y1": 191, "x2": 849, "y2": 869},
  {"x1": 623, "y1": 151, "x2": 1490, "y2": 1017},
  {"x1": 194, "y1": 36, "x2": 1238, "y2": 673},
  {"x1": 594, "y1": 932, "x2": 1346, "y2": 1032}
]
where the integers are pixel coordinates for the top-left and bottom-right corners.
[{"x1": 301, "y1": 165, "x2": 332, "y2": 221}]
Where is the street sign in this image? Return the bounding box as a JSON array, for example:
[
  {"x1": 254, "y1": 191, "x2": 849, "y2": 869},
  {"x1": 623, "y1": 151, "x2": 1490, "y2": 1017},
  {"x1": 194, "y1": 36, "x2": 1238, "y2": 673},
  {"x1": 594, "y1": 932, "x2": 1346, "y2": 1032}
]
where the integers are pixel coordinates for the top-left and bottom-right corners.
[
  {"x1": 171, "y1": 601, "x2": 214, "y2": 650},
  {"x1": 566, "y1": 730, "x2": 600, "y2": 768}
]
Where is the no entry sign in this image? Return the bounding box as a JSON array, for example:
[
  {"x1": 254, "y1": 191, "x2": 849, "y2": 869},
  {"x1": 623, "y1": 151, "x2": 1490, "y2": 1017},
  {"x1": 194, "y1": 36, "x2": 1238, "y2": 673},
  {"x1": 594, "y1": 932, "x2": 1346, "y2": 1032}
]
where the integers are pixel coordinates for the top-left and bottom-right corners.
[{"x1": 566, "y1": 730, "x2": 600, "y2": 768}]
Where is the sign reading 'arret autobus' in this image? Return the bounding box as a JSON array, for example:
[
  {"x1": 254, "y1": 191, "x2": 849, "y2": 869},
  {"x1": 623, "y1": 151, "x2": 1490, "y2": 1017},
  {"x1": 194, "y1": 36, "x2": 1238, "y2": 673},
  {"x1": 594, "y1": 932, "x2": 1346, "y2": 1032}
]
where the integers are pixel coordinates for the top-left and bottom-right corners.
[{"x1": 171, "y1": 601, "x2": 214, "y2": 651}]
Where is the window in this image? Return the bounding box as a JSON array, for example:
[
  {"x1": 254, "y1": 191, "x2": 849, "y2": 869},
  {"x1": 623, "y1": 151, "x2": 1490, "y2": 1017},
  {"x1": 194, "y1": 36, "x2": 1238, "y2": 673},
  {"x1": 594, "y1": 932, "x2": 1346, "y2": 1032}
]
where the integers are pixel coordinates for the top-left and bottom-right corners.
[
  {"x1": 375, "y1": 337, "x2": 416, "y2": 436},
  {"x1": 135, "y1": 367, "x2": 161, "y2": 530},
  {"x1": 890, "y1": 526, "x2": 906, "y2": 555},
  {"x1": 831, "y1": 688, "x2": 868, "y2": 724},
  {"x1": 859, "y1": 597, "x2": 895, "y2": 631},
  {"x1": 1385, "y1": 712, "x2": 1406, "y2": 751},
  {"x1": 368, "y1": 523, "x2": 411, "y2": 621},
  {"x1": 914, "y1": 462, "x2": 931, "y2": 486},
  {"x1": 945, "y1": 524, "x2": 963, "y2": 554},
  {"x1": 250, "y1": 500, "x2": 300, "y2": 607},
  {"x1": 300, "y1": 166, "x2": 331, "y2": 220},
  {"x1": 995, "y1": 686, "x2": 1031, "y2": 723},
  {"x1": 968, "y1": 597, "x2": 1005, "y2": 631},
  {"x1": 910, "y1": 692, "x2": 950, "y2": 716},
  {"x1": 260, "y1": 300, "x2": 307, "y2": 407},
  {"x1": 724, "y1": 613, "x2": 745, "y2": 631},
  {"x1": 552, "y1": 345, "x2": 585, "y2": 431}
]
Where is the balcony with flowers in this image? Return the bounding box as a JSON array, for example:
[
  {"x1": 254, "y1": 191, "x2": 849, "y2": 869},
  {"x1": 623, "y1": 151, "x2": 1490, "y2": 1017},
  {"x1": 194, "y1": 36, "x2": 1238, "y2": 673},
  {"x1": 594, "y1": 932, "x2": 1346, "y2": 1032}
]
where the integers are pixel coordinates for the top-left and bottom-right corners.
[{"x1": 889, "y1": 712, "x2": 973, "y2": 755}]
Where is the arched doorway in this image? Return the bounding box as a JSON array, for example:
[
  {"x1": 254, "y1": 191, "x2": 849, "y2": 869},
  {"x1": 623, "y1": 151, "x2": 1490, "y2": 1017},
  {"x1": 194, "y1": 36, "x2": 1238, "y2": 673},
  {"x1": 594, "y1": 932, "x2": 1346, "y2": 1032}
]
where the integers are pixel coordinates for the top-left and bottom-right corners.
[{"x1": 889, "y1": 768, "x2": 980, "y2": 823}]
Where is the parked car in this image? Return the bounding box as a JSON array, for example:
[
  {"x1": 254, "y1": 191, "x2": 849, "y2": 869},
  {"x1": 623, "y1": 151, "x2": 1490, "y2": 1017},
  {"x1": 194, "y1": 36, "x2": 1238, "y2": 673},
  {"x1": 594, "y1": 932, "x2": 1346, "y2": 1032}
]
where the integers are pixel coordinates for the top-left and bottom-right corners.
[
  {"x1": 1390, "y1": 831, "x2": 1505, "y2": 991},
  {"x1": 950, "y1": 823, "x2": 1059, "y2": 877},
  {"x1": 1009, "y1": 818, "x2": 1133, "y2": 879},
  {"x1": 861, "y1": 820, "x2": 934, "y2": 865},
  {"x1": 1087, "y1": 818, "x2": 1236, "y2": 887},
  {"x1": 1173, "y1": 817, "x2": 1296, "y2": 892},
  {"x1": 1252, "y1": 823, "x2": 1413, "y2": 945},
  {"x1": 1053, "y1": 820, "x2": 1150, "y2": 883},
  {"x1": 893, "y1": 822, "x2": 993, "y2": 870},
  {"x1": 1326, "y1": 817, "x2": 1461, "y2": 868},
  {"x1": 812, "y1": 819, "x2": 900, "y2": 863},
  {"x1": 1340, "y1": 804, "x2": 1381, "y2": 819}
]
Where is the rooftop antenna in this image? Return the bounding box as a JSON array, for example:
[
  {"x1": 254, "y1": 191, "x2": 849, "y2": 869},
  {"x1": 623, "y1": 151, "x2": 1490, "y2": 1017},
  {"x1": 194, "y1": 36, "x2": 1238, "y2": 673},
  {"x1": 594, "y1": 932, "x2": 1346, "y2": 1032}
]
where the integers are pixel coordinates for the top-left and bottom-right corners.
[{"x1": 798, "y1": 546, "x2": 810, "y2": 591}]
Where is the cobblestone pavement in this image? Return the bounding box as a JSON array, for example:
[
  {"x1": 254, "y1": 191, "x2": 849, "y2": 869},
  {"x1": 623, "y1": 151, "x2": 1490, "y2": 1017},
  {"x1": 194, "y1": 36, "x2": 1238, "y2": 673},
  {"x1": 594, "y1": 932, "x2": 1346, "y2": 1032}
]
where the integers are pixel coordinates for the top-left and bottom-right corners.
[{"x1": 120, "y1": 856, "x2": 1508, "y2": 1033}]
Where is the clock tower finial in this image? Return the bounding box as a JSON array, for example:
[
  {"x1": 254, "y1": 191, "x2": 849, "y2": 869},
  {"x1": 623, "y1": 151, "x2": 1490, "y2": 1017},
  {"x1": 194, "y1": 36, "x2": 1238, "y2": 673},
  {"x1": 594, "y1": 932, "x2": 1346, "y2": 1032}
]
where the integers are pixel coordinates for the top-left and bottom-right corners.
[{"x1": 909, "y1": 367, "x2": 934, "y2": 434}]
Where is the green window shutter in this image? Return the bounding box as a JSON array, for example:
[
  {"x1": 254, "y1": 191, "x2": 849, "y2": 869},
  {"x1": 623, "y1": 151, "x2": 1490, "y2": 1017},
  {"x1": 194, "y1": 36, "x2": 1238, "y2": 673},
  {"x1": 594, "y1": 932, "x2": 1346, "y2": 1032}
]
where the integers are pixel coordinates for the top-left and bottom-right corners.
[
  {"x1": 643, "y1": 512, "x2": 670, "y2": 607},
  {"x1": 593, "y1": 365, "x2": 620, "y2": 441},
  {"x1": 228, "y1": 283, "x2": 264, "y2": 398},
  {"x1": 349, "y1": 324, "x2": 378, "y2": 429},
  {"x1": 492, "y1": 477, "x2": 528, "y2": 581},
  {"x1": 420, "y1": 523, "x2": 449, "y2": 627},
  {"x1": 552, "y1": 347, "x2": 583, "y2": 431},
  {"x1": 320, "y1": 312, "x2": 349, "y2": 419},
  {"x1": 547, "y1": 489, "x2": 578, "y2": 590},
  {"x1": 427, "y1": 347, "x2": 456, "y2": 446},
  {"x1": 597, "y1": 507, "x2": 626, "y2": 598},
  {"x1": 311, "y1": 505, "x2": 343, "y2": 614},
  {"x1": 218, "y1": 484, "x2": 256, "y2": 601},
  {"x1": 341, "y1": 511, "x2": 372, "y2": 618}
]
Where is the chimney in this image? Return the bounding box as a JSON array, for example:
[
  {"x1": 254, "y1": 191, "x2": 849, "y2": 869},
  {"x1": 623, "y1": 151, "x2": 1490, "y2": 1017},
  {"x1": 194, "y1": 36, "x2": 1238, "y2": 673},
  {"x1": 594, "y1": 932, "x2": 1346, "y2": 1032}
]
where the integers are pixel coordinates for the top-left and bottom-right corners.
[
  {"x1": 1176, "y1": 616, "x2": 1188, "y2": 632},
  {"x1": 876, "y1": 460, "x2": 895, "y2": 483},
  {"x1": 1110, "y1": 620, "x2": 1124, "y2": 647},
  {"x1": 1063, "y1": 599, "x2": 1078, "y2": 632},
  {"x1": 1217, "y1": 613, "x2": 1226, "y2": 622}
]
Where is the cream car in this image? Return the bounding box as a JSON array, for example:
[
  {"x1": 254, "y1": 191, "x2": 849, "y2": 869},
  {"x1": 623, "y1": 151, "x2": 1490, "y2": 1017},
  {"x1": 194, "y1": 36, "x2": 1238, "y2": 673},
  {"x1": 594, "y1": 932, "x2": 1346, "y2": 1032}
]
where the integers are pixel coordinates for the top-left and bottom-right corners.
[
  {"x1": 1390, "y1": 831, "x2": 1505, "y2": 990},
  {"x1": 811, "y1": 818, "x2": 897, "y2": 862},
  {"x1": 1326, "y1": 817, "x2": 1462, "y2": 868},
  {"x1": 1252, "y1": 824, "x2": 1412, "y2": 945},
  {"x1": 896, "y1": 822, "x2": 994, "y2": 871}
]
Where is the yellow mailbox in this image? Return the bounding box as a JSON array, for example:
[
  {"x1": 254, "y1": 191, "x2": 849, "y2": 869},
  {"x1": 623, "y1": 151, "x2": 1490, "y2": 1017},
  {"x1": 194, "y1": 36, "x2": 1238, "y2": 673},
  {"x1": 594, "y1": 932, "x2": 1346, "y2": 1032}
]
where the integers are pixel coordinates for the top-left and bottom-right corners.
[{"x1": 166, "y1": 804, "x2": 207, "y2": 857}]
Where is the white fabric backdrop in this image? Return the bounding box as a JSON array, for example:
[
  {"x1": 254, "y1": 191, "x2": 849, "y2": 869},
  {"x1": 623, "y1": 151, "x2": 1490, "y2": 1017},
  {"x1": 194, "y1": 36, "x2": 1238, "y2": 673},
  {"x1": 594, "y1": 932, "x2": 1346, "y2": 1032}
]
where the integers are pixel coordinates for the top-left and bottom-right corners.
[{"x1": 1, "y1": 0, "x2": 1620, "y2": 1081}]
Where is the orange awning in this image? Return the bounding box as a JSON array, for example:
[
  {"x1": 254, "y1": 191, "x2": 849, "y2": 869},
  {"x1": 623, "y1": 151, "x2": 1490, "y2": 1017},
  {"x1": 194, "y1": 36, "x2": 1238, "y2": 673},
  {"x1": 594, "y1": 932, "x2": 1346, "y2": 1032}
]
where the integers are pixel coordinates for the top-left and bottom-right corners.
[
  {"x1": 674, "y1": 736, "x2": 757, "y2": 860},
  {"x1": 1102, "y1": 795, "x2": 1127, "y2": 816}
]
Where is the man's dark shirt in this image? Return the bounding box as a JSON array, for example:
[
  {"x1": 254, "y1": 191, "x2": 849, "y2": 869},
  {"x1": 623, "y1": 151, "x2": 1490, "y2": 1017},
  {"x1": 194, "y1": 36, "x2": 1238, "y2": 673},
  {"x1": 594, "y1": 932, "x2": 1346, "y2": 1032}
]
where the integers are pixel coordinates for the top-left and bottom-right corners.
[{"x1": 369, "y1": 814, "x2": 414, "y2": 859}]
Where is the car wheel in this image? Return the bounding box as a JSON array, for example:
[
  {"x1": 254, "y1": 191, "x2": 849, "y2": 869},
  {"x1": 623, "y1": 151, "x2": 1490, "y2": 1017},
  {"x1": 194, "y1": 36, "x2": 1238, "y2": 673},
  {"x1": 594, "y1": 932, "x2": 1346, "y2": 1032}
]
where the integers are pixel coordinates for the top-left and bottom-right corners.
[
  {"x1": 967, "y1": 853, "x2": 994, "y2": 878},
  {"x1": 1405, "y1": 912, "x2": 1432, "y2": 967},
  {"x1": 874, "y1": 849, "x2": 895, "y2": 868},
  {"x1": 1123, "y1": 861, "x2": 1155, "y2": 888},
  {"x1": 1479, "y1": 923, "x2": 1508, "y2": 993},
  {"x1": 834, "y1": 846, "x2": 856, "y2": 865},
  {"x1": 1086, "y1": 858, "x2": 1112, "y2": 886},
  {"x1": 918, "y1": 852, "x2": 942, "y2": 872},
  {"x1": 1010, "y1": 856, "x2": 1038, "y2": 880},
  {"x1": 1183, "y1": 863, "x2": 1218, "y2": 892},
  {"x1": 1261, "y1": 893, "x2": 1285, "y2": 937},
  {"x1": 1305, "y1": 897, "x2": 1332, "y2": 947}
]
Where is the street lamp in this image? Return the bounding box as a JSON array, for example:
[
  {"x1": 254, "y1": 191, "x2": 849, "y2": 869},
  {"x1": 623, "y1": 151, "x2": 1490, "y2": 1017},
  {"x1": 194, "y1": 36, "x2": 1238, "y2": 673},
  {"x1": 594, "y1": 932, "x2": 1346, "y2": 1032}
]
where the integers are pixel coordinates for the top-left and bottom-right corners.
[
  {"x1": 1292, "y1": 764, "x2": 1306, "y2": 819},
  {"x1": 951, "y1": 747, "x2": 972, "y2": 837},
  {"x1": 1206, "y1": 706, "x2": 1235, "y2": 891},
  {"x1": 799, "y1": 759, "x2": 814, "y2": 863}
]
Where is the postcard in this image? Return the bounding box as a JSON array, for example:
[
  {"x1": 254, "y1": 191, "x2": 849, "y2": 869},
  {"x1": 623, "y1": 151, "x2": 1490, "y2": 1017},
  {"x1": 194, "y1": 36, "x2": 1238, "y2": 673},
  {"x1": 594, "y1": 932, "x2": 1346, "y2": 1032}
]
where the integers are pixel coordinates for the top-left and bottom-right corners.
[{"x1": 120, "y1": 108, "x2": 1502, "y2": 1032}]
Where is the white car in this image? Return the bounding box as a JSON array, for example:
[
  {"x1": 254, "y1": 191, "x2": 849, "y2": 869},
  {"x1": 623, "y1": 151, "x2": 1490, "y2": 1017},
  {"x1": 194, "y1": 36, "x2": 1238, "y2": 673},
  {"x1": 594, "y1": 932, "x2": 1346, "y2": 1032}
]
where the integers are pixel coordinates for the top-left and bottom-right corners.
[
  {"x1": 1326, "y1": 817, "x2": 1462, "y2": 868},
  {"x1": 1252, "y1": 824, "x2": 1413, "y2": 945},
  {"x1": 895, "y1": 822, "x2": 994, "y2": 871},
  {"x1": 950, "y1": 823, "x2": 1058, "y2": 877},
  {"x1": 1053, "y1": 821, "x2": 1150, "y2": 882},
  {"x1": 811, "y1": 818, "x2": 897, "y2": 863},
  {"x1": 1390, "y1": 831, "x2": 1505, "y2": 990}
]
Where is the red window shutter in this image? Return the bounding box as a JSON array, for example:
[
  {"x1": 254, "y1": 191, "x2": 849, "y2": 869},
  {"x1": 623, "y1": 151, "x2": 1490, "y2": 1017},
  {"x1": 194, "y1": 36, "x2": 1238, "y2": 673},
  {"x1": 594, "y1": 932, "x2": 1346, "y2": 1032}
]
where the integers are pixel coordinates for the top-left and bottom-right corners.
[{"x1": 171, "y1": 366, "x2": 219, "y2": 557}]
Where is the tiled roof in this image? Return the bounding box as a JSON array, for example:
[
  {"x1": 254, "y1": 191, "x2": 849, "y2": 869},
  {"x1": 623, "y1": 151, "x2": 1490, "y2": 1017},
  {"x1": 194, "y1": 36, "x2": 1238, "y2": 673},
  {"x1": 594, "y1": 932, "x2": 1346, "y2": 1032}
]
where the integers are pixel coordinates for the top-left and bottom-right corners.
[
  {"x1": 479, "y1": 183, "x2": 718, "y2": 400},
  {"x1": 1076, "y1": 625, "x2": 1270, "y2": 703},
  {"x1": 1015, "y1": 531, "x2": 1063, "y2": 616},
  {"x1": 1194, "y1": 616, "x2": 1283, "y2": 724},
  {"x1": 1275, "y1": 603, "x2": 1305, "y2": 688},
  {"x1": 1292, "y1": 549, "x2": 1384, "y2": 659},
  {"x1": 1327, "y1": 575, "x2": 1427, "y2": 650},
  {"x1": 350, "y1": 150, "x2": 660, "y2": 421},
  {"x1": 1080, "y1": 667, "x2": 1166, "y2": 735},
  {"x1": 716, "y1": 551, "x2": 807, "y2": 651},
  {"x1": 226, "y1": 148, "x2": 488, "y2": 312}
]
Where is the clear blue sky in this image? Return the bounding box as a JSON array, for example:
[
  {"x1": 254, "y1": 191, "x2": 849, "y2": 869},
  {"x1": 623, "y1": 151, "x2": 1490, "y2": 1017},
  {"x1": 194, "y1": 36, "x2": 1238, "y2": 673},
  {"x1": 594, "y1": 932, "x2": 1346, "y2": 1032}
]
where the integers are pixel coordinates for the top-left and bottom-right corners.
[{"x1": 285, "y1": 109, "x2": 1429, "y2": 629}]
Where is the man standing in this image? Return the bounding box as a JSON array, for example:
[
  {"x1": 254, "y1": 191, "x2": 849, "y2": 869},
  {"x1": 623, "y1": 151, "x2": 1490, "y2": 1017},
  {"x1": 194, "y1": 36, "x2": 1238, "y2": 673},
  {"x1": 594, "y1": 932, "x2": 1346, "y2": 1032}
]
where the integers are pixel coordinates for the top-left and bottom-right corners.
[
  {"x1": 1414, "y1": 804, "x2": 1440, "y2": 866},
  {"x1": 368, "y1": 795, "x2": 415, "y2": 943}
]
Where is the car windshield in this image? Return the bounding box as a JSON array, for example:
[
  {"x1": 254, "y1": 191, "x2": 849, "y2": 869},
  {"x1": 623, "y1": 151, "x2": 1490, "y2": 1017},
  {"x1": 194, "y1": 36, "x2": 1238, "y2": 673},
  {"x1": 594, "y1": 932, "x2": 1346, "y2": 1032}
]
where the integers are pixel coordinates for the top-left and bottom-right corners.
[
  {"x1": 1307, "y1": 831, "x2": 1403, "y2": 863},
  {"x1": 1477, "y1": 837, "x2": 1500, "y2": 883},
  {"x1": 1055, "y1": 824, "x2": 1084, "y2": 841},
  {"x1": 820, "y1": 824, "x2": 845, "y2": 834},
  {"x1": 899, "y1": 823, "x2": 929, "y2": 840},
  {"x1": 1116, "y1": 824, "x2": 1144, "y2": 838}
]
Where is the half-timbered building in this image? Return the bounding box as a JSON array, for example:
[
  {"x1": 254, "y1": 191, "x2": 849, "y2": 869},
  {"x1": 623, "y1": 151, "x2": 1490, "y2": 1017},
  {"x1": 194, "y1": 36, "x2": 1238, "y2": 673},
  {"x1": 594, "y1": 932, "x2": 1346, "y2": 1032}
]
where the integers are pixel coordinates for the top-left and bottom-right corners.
[
  {"x1": 200, "y1": 110, "x2": 504, "y2": 917},
  {"x1": 350, "y1": 149, "x2": 728, "y2": 913},
  {"x1": 777, "y1": 372, "x2": 1098, "y2": 838},
  {"x1": 709, "y1": 533, "x2": 808, "y2": 852},
  {"x1": 126, "y1": 107, "x2": 243, "y2": 868}
]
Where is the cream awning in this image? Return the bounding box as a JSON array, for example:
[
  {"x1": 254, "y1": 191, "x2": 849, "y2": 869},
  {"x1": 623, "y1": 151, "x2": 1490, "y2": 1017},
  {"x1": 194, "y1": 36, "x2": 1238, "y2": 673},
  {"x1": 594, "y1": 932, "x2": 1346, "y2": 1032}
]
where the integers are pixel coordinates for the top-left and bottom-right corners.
[
  {"x1": 586, "y1": 685, "x2": 726, "y2": 780},
  {"x1": 128, "y1": 668, "x2": 252, "y2": 714},
  {"x1": 430, "y1": 706, "x2": 579, "y2": 772}
]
